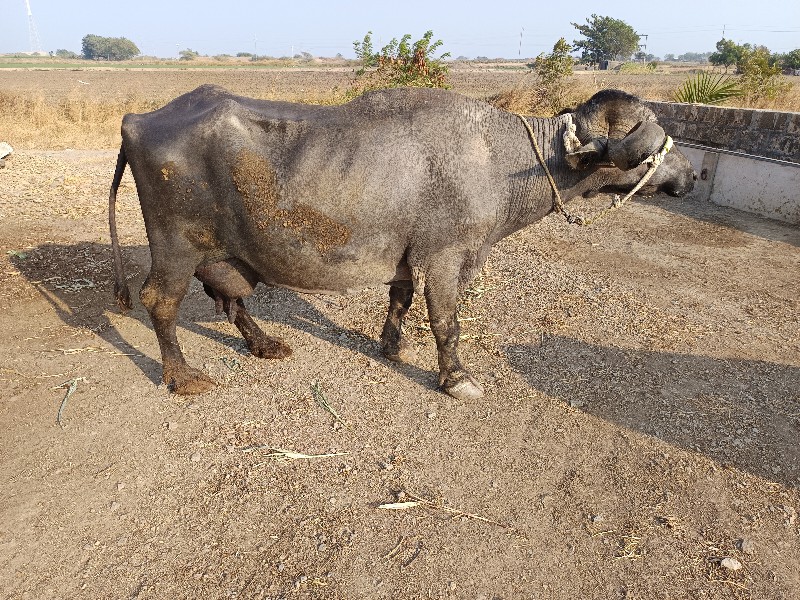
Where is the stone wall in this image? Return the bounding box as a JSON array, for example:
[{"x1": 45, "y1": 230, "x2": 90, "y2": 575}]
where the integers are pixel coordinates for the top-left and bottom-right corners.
[{"x1": 646, "y1": 101, "x2": 800, "y2": 164}]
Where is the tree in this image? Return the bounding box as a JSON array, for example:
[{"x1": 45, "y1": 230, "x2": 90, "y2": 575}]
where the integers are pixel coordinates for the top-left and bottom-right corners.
[
  {"x1": 81, "y1": 34, "x2": 139, "y2": 61},
  {"x1": 678, "y1": 51, "x2": 711, "y2": 62},
  {"x1": 55, "y1": 49, "x2": 78, "y2": 59},
  {"x1": 709, "y1": 39, "x2": 743, "y2": 72},
  {"x1": 571, "y1": 15, "x2": 640, "y2": 64},
  {"x1": 673, "y1": 72, "x2": 742, "y2": 105},
  {"x1": 179, "y1": 48, "x2": 200, "y2": 61},
  {"x1": 782, "y1": 49, "x2": 800, "y2": 70}
]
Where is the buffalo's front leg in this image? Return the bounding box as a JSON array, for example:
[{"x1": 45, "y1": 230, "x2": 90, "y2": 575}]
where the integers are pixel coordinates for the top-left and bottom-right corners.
[
  {"x1": 380, "y1": 284, "x2": 416, "y2": 363},
  {"x1": 140, "y1": 271, "x2": 215, "y2": 395},
  {"x1": 423, "y1": 267, "x2": 484, "y2": 401}
]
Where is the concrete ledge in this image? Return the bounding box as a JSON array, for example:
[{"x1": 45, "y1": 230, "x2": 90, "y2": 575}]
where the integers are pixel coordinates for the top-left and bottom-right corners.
[{"x1": 648, "y1": 101, "x2": 800, "y2": 164}]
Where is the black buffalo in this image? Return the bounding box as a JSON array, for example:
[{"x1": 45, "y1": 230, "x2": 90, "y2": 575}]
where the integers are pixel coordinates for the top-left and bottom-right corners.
[{"x1": 109, "y1": 85, "x2": 694, "y2": 399}]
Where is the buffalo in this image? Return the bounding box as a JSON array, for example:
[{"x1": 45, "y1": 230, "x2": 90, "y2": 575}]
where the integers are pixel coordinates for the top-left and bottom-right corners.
[{"x1": 109, "y1": 85, "x2": 694, "y2": 399}]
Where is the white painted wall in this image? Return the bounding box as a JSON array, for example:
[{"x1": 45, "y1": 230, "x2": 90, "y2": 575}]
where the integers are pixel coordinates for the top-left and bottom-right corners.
[{"x1": 680, "y1": 144, "x2": 800, "y2": 225}]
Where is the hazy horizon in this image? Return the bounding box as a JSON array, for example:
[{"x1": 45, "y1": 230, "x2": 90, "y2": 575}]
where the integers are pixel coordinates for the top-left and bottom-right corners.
[{"x1": 1, "y1": 0, "x2": 798, "y2": 61}]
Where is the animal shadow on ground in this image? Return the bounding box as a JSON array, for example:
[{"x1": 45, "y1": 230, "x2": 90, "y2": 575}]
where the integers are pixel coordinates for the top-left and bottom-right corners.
[
  {"x1": 11, "y1": 242, "x2": 435, "y2": 390},
  {"x1": 507, "y1": 335, "x2": 800, "y2": 488}
]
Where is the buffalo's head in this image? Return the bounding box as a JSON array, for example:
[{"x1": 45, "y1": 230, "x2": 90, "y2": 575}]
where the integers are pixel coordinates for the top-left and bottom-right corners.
[{"x1": 565, "y1": 89, "x2": 696, "y2": 198}]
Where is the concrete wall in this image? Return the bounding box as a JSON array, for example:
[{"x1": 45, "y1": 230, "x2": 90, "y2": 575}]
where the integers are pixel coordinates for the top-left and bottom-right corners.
[
  {"x1": 645, "y1": 101, "x2": 800, "y2": 224},
  {"x1": 648, "y1": 101, "x2": 800, "y2": 164},
  {"x1": 680, "y1": 145, "x2": 800, "y2": 224}
]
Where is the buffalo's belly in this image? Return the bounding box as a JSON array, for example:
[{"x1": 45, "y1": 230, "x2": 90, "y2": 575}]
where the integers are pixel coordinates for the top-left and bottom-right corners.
[
  {"x1": 239, "y1": 240, "x2": 407, "y2": 296},
  {"x1": 252, "y1": 258, "x2": 404, "y2": 296}
]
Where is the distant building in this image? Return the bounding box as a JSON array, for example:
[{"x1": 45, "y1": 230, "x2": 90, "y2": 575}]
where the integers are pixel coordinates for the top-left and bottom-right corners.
[{"x1": 599, "y1": 60, "x2": 624, "y2": 70}]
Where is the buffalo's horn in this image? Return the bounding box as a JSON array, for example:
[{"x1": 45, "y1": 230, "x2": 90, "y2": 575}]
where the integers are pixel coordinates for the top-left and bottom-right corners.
[{"x1": 606, "y1": 121, "x2": 666, "y2": 170}]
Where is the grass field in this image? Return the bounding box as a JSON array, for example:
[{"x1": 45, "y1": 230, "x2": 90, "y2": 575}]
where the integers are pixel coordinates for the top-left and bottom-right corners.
[{"x1": 0, "y1": 59, "x2": 797, "y2": 150}]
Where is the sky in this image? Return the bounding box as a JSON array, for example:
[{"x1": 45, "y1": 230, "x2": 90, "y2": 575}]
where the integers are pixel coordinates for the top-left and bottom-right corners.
[{"x1": 1, "y1": 0, "x2": 798, "y2": 60}]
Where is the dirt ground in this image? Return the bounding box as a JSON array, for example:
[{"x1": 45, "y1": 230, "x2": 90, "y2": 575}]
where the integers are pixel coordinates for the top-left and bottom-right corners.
[{"x1": 0, "y1": 147, "x2": 798, "y2": 600}]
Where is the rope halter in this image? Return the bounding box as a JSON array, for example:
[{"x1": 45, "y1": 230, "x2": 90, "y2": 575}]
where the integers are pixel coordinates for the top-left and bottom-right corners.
[{"x1": 516, "y1": 112, "x2": 673, "y2": 227}]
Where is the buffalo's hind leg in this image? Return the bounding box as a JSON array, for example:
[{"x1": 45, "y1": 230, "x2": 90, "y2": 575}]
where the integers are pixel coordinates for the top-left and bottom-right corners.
[
  {"x1": 226, "y1": 296, "x2": 292, "y2": 359},
  {"x1": 140, "y1": 265, "x2": 215, "y2": 395},
  {"x1": 195, "y1": 259, "x2": 292, "y2": 359},
  {"x1": 380, "y1": 284, "x2": 416, "y2": 363}
]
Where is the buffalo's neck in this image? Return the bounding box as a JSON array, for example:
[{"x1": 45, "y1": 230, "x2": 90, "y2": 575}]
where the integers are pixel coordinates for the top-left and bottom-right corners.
[
  {"x1": 494, "y1": 112, "x2": 605, "y2": 239},
  {"x1": 495, "y1": 113, "x2": 567, "y2": 236}
]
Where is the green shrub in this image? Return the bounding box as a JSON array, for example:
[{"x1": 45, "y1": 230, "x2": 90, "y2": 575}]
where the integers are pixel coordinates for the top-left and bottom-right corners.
[
  {"x1": 531, "y1": 38, "x2": 574, "y2": 113},
  {"x1": 737, "y1": 46, "x2": 790, "y2": 101},
  {"x1": 348, "y1": 30, "x2": 450, "y2": 97}
]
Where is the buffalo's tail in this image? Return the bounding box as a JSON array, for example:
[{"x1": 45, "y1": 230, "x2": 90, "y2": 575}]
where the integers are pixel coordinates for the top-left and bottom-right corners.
[{"x1": 109, "y1": 145, "x2": 133, "y2": 311}]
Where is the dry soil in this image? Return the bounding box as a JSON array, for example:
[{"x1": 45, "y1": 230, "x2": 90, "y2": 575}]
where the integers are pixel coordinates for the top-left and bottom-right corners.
[{"x1": 0, "y1": 147, "x2": 798, "y2": 599}]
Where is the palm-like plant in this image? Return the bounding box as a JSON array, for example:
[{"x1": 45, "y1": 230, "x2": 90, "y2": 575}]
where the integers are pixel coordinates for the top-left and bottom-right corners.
[{"x1": 673, "y1": 72, "x2": 743, "y2": 105}]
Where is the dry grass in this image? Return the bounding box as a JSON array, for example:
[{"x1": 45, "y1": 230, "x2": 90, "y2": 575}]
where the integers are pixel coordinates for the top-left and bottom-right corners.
[
  {"x1": 0, "y1": 91, "x2": 163, "y2": 149},
  {"x1": 0, "y1": 67, "x2": 797, "y2": 149},
  {"x1": 0, "y1": 89, "x2": 344, "y2": 149},
  {"x1": 488, "y1": 72, "x2": 800, "y2": 115}
]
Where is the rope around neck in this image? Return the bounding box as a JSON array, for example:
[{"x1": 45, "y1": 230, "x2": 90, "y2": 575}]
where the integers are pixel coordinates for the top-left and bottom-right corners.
[{"x1": 515, "y1": 113, "x2": 673, "y2": 227}]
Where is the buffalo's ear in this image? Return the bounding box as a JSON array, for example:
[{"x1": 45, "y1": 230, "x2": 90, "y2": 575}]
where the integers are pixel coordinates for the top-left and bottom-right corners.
[
  {"x1": 565, "y1": 137, "x2": 608, "y2": 170},
  {"x1": 607, "y1": 121, "x2": 665, "y2": 170}
]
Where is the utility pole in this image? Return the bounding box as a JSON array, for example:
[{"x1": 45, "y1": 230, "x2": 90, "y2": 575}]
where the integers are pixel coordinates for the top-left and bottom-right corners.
[{"x1": 24, "y1": 0, "x2": 42, "y2": 54}]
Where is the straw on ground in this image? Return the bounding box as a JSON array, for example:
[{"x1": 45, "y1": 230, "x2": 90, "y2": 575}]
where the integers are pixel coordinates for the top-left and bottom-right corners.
[
  {"x1": 239, "y1": 446, "x2": 348, "y2": 461},
  {"x1": 378, "y1": 491, "x2": 509, "y2": 529}
]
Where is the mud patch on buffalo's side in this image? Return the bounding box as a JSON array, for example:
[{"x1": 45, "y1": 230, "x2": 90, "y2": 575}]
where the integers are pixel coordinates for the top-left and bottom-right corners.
[
  {"x1": 159, "y1": 161, "x2": 197, "y2": 209},
  {"x1": 160, "y1": 162, "x2": 178, "y2": 181},
  {"x1": 231, "y1": 148, "x2": 350, "y2": 254}
]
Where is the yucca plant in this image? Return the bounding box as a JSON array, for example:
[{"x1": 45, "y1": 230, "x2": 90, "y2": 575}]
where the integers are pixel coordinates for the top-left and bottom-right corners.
[{"x1": 673, "y1": 72, "x2": 743, "y2": 105}]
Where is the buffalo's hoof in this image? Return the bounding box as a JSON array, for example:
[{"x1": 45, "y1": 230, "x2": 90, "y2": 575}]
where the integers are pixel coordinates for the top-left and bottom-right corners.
[
  {"x1": 164, "y1": 366, "x2": 216, "y2": 395},
  {"x1": 382, "y1": 339, "x2": 417, "y2": 364},
  {"x1": 442, "y1": 375, "x2": 484, "y2": 401},
  {"x1": 248, "y1": 336, "x2": 292, "y2": 359}
]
